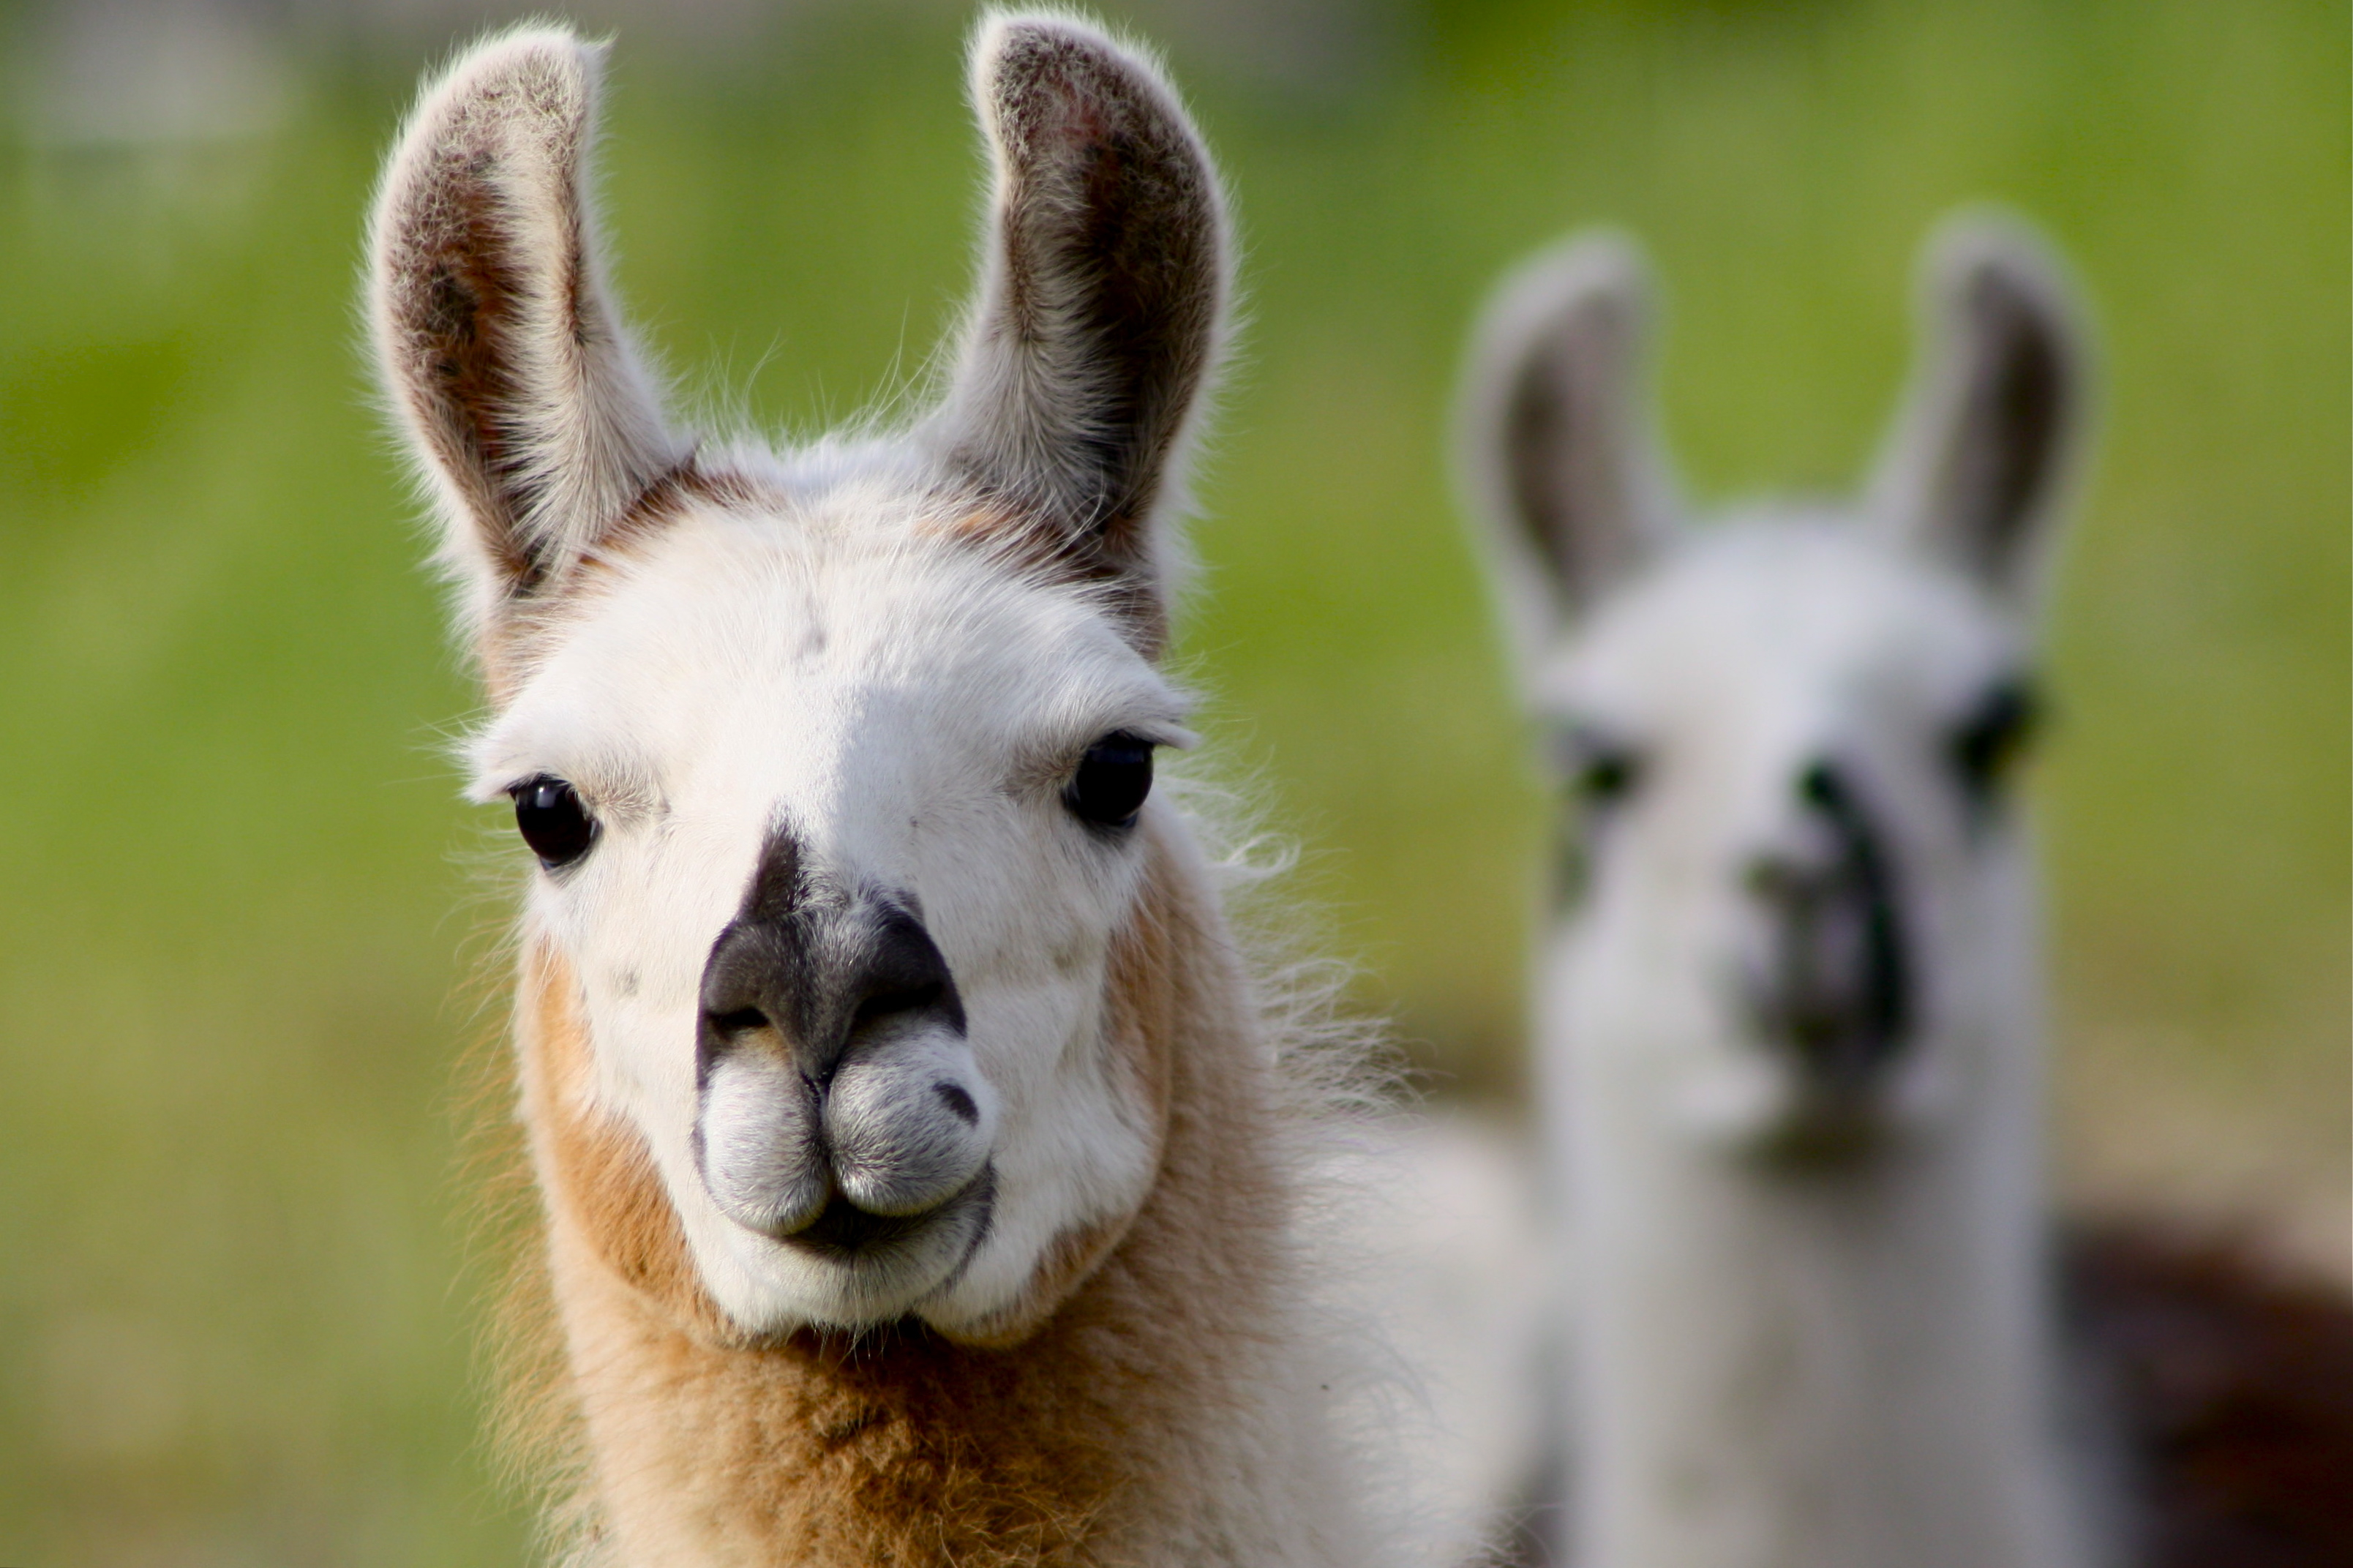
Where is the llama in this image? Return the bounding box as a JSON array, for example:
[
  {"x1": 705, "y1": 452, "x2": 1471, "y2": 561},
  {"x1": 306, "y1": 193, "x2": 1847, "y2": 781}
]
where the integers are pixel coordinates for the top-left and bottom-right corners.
[
  {"x1": 368, "y1": 18, "x2": 1523, "y2": 1564},
  {"x1": 1459, "y1": 217, "x2": 2353, "y2": 1568}
]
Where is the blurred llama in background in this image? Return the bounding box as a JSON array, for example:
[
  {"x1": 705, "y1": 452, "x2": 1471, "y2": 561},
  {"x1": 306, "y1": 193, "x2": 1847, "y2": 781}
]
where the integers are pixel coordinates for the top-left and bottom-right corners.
[{"x1": 1460, "y1": 215, "x2": 2353, "y2": 1568}]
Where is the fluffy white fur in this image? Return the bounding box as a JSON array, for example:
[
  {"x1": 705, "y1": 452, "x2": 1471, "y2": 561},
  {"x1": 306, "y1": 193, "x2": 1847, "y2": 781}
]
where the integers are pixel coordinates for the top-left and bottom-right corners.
[
  {"x1": 464, "y1": 484, "x2": 1196, "y2": 1333},
  {"x1": 1462, "y1": 216, "x2": 2104, "y2": 1568},
  {"x1": 370, "y1": 15, "x2": 1534, "y2": 1564}
]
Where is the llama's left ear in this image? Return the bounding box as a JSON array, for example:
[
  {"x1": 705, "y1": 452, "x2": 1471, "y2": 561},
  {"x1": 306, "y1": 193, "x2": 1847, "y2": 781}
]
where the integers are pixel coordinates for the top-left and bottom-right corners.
[
  {"x1": 1868, "y1": 214, "x2": 2090, "y2": 607},
  {"x1": 368, "y1": 28, "x2": 684, "y2": 639},
  {"x1": 923, "y1": 15, "x2": 1231, "y2": 655},
  {"x1": 1456, "y1": 233, "x2": 1680, "y2": 680}
]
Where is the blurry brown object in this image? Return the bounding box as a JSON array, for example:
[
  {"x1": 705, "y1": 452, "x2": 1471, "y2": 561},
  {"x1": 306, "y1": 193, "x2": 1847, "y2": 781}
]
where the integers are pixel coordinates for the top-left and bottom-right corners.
[{"x1": 2068, "y1": 1223, "x2": 2353, "y2": 1567}]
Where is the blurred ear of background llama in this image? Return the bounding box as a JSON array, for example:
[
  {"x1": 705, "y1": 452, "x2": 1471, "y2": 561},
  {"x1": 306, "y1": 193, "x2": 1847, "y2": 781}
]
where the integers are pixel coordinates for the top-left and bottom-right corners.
[
  {"x1": 1460, "y1": 218, "x2": 2353, "y2": 1568},
  {"x1": 368, "y1": 17, "x2": 1528, "y2": 1565}
]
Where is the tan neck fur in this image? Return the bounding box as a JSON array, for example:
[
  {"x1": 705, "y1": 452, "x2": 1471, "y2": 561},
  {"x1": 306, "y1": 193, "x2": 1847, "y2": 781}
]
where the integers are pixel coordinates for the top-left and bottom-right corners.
[{"x1": 503, "y1": 825, "x2": 1347, "y2": 1567}]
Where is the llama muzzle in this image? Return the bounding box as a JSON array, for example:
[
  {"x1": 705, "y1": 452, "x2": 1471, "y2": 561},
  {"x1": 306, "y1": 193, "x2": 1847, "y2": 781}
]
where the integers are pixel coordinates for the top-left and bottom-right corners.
[
  {"x1": 692, "y1": 831, "x2": 997, "y2": 1245},
  {"x1": 1741, "y1": 757, "x2": 1913, "y2": 1115}
]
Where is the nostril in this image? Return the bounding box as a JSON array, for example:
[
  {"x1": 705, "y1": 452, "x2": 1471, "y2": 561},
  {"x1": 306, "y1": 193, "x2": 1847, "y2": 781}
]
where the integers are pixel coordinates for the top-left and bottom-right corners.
[
  {"x1": 852, "y1": 981, "x2": 944, "y2": 1029},
  {"x1": 1798, "y1": 760, "x2": 1844, "y2": 809},
  {"x1": 711, "y1": 1005, "x2": 770, "y2": 1036},
  {"x1": 934, "y1": 1082, "x2": 980, "y2": 1127}
]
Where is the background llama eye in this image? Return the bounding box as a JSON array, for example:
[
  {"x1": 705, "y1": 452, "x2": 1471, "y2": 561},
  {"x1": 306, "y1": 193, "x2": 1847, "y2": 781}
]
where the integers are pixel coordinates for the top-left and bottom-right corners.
[
  {"x1": 1556, "y1": 726, "x2": 1643, "y2": 809},
  {"x1": 1065, "y1": 734, "x2": 1155, "y2": 830},
  {"x1": 510, "y1": 776, "x2": 598, "y2": 869},
  {"x1": 1948, "y1": 678, "x2": 2041, "y2": 804}
]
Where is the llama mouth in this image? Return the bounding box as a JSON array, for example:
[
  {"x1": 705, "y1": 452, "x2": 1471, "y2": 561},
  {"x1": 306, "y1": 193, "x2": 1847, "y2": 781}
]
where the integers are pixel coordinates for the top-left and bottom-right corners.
[
  {"x1": 778, "y1": 1165, "x2": 995, "y2": 1265},
  {"x1": 1746, "y1": 1098, "x2": 1888, "y2": 1170}
]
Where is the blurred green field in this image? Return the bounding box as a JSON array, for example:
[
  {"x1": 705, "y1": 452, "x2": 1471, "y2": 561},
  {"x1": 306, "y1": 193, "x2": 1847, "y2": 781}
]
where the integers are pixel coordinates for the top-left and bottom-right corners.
[{"x1": 0, "y1": 0, "x2": 2342, "y2": 1559}]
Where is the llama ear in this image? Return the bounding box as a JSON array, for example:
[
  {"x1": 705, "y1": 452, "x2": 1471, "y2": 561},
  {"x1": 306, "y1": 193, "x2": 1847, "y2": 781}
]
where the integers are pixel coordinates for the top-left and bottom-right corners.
[
  {"x1": 1457, "y1": 233, "x2": 1678, "y2": 672},
  {"x1": 368, "y1": 27, "x2": 684, "y2": 632},
  {"x1": 924, "y1": 15, "x2": 1231, "y2": 648},
  {"x1": 1868, "y1": 214, "x2": 2089, "y2": 605}
]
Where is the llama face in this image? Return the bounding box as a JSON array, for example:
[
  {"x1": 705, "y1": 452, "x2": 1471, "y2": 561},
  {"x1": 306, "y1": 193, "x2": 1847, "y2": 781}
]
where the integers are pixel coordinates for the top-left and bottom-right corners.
[
  {"x1": 370, "y1": 20, "x2": 1230, "y2": 1332},
  {"x1": 468, "y1": 502, "x2": 1193, "y2": 1330},
  {"x1": 1534, "y1": 516, "x2": 2041, "y2": 1152},
  {"x1": 1463, "y1": 220, "x2": 2083, "y2": 1156}
]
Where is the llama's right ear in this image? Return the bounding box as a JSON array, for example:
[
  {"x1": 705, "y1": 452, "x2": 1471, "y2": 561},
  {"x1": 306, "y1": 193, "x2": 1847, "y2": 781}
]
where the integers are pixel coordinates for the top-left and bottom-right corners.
[
  {"x1": 924, "y1": 15, "x2": 1231, "y2": 656},
  {"x1": 1866, "y1": 215, "x2": 2088, "y2": 607},
  {"x1": 1457, "y1": 234, "x2": 1678, "y2": 676},
  {"x1": 368, "y1": 28, "x2": 683, "y2": 637}
]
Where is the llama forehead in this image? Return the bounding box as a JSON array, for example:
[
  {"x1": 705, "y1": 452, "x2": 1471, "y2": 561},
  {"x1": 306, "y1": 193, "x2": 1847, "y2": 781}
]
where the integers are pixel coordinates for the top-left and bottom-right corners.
[
  {"x1": 470, "y1": 495, "x2": 1190, "y2": 825},
  {"x1": 1548, "y1": 514, "x2": 2022, "y2": 751}
]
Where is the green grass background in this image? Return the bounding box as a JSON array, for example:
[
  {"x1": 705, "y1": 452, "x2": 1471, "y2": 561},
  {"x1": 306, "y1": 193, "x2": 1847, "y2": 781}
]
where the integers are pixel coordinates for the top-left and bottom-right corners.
[{"x1": 0, "y1": 0, "x2": 2342, "y2": 1558}]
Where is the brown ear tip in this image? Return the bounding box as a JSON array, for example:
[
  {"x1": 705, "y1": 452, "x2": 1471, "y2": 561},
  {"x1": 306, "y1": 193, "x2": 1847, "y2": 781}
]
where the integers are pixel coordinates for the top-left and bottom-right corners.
[
  {"x1": 1921, "y1": 211, "x2": 2080, "y2": 340},
  {"x1": 457, "y1": 22, "x2": 595, "y2": 69},
  {"x1": 977, "y1": 12, "x2": 1121, "y2": 61},
  {"x1": 972, "y1": 11, "x2": 1168, "y2": 115},
  {"x1": 1508, "y1": 232, "x2": 1653, "y2": 329},
  {"x1": 1470, "y1": 230, "x2": 1656, "y2": 405},
  {"x1": 416, "y1": 24, "x2": 601, "y2": 134}
]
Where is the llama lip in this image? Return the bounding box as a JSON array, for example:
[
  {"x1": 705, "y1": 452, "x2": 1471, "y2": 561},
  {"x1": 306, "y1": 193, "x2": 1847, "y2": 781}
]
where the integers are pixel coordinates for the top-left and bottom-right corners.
[
  {"x1": 778, "y1": 1163, "x2": 994, "y2": 1264},
  {"x1": 794, "y1": 1194, "x2": 914, "y2": 1253}
]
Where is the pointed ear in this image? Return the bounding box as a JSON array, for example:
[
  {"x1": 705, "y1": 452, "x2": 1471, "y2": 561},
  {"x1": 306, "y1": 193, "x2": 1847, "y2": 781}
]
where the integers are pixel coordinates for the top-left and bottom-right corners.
[
  {"x1": 367, "y1": 27, "x2": 684, "y2": 637},
  {"x1": 1457, "y1": 233, "x2": 1679, "y2": 677},
  {"x1": 1868, "y1": 214, "x2": 2090, "y2": 606},
  {"x1": 924, "y1": 15, "x2": 1232, "y2": 653}
]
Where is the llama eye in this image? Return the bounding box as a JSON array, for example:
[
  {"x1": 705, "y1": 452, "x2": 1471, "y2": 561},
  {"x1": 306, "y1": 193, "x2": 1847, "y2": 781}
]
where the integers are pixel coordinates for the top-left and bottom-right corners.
[
  {"x1": 1065, "y1": 733, "x2": 1155, "y2": 830},
  {"x1": 1557, "y1": 727, "x2": 1643, "y2": 809},
  {"x1": 1948, "y1": 678, "x2": 2040, "y2": 803},
  {"x1": 511, "y1": 776, "x2": 598, "y2": 869}
]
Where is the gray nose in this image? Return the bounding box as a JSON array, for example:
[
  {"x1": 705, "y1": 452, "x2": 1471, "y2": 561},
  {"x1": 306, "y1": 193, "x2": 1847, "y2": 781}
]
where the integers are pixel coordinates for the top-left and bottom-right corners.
[
  {"x1": 692, "y1": 830, "x2": 973, "y2": 1239},
  {"x1": 697, "y1": 892, "x2": 964, "y2": 1091},
  {"x1": 1744, "y1": 760, "x2": 1910, "y2": 1095}
]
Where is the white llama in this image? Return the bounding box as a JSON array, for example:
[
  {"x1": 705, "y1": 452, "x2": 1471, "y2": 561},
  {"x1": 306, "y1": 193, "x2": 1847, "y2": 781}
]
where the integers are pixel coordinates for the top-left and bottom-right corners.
[
  {"x1": 1460, "y1": 217, "x2": 2106, "y2": 1568},
  {"x1": 368, "y1": 18, "x2": 1526, "y2": 1565}
]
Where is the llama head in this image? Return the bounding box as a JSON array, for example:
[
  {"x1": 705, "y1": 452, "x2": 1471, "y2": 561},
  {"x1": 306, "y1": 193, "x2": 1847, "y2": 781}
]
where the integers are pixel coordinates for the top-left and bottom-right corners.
[
  {"x1": 369, "y1": 17, "x2": 1228, "y2": 1338},
  {"x1": 1462, "y1": 218, "x2": 2089, "y2": 1160}
]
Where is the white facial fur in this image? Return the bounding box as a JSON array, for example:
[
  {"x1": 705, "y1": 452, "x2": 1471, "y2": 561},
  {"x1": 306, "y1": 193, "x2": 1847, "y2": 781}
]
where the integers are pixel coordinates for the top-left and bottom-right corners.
[
  {"x1": 1535, "y1": 511, "x2": 2038, "y2": 1148},
  {"x1": 1461, "y1": 216, "x2": 2085, "y2": 1158},
  {"x1": 1462, "y1": 217, "x2": 2093, "y2": 1568},
  {"x1": 368, "y1": 19, "x2": 1235, "y2": 1338},
  {"x1": 469, "y1": 472, "x2": 1192, "y2": 1332}
]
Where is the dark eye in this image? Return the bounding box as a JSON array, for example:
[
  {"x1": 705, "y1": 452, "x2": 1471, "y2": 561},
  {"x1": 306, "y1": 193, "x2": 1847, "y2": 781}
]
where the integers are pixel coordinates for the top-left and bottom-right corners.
[
  {"x1": 1557, "y1": 726, "x2": 1643, "y2": 809},
  {"x1": 510, "y1": 776, "x2": 598, "y2": 869},
  {"x1": 1065, "y1": 733, "x2": 1155, "y2": 830},
  {"x1": 1949, "y1": 678, "x2": 2040, "y2": 804}
]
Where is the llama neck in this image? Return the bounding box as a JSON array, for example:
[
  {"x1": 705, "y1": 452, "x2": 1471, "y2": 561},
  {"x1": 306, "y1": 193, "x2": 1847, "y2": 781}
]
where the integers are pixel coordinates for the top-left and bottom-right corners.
[
  {"x1": 511, "y1": 836, "x2": 1367, "y2": 1568},
  {"x1": 1556, "y1": 1015, "x2": 2088, "y2": 1568}
]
